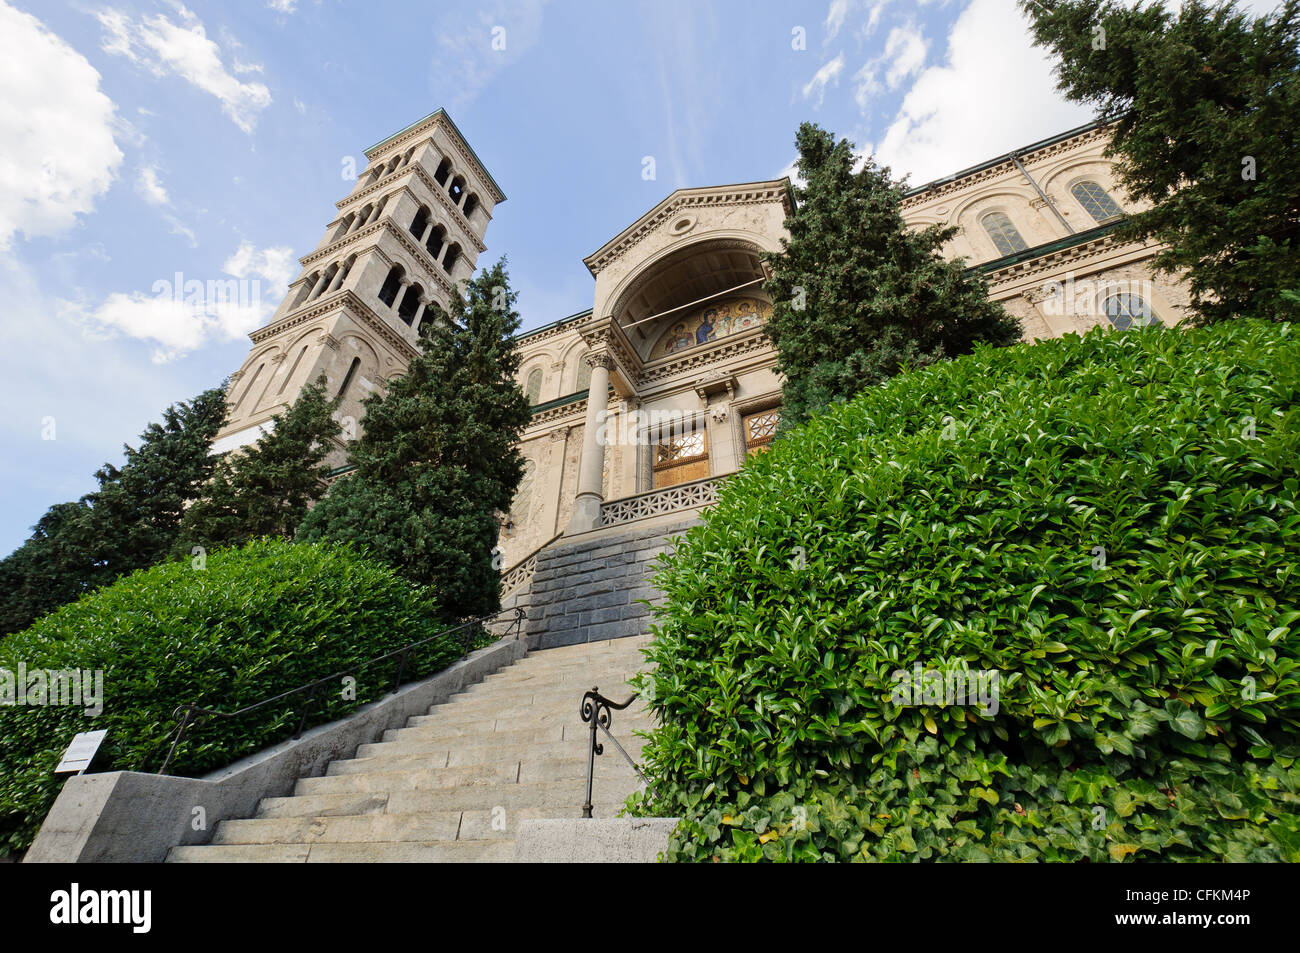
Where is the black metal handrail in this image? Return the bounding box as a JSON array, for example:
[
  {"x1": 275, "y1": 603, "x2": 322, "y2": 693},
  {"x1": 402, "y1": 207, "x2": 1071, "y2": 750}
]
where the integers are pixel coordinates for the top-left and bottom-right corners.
[
  {"x1": 579, "y1": 686, "x2": 649, "y2": 817},
  {"x1": 157, "y1": 606, "x2": 527, "y2": 774}
]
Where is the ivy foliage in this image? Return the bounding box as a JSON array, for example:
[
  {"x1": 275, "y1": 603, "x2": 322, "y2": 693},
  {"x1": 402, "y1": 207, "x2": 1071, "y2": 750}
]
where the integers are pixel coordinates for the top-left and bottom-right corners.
[
  {"x1": 631, "y1": 320, "x2": 1300, "y2": 861},
  {"x1": 0, "y1": 538, "x2": 474, "y2": 857}
]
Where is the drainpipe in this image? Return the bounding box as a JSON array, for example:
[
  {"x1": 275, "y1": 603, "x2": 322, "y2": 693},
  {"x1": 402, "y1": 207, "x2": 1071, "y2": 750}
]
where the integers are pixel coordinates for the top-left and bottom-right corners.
[{"x1": 1011, "y1": 152, "x2": 1074, "y2": 235}]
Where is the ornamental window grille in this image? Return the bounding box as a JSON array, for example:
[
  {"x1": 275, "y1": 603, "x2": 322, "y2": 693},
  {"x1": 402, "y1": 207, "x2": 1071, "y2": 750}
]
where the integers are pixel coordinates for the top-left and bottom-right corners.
[
  {"x1": 744, "y1": 409, "x2": 780, "y2": 456},
  {"x1": 653, "y1": 427, "x2": 708, "y2": 488},
  {"x1": 1102, "y1": 293, "x2": 1159, "y2": 331},
  {"x1": 981, "y1": 211, "x2": 1028, "y2": 256},
  {"x1": 1071, "y1": 181, "x2": 1124, "y2": 224}
]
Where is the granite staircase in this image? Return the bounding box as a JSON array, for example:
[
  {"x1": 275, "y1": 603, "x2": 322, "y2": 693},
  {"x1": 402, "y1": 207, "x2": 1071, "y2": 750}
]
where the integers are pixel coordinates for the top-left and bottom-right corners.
[{"x1": 167, "y1": 635, "x2": 652, "y2": 863}]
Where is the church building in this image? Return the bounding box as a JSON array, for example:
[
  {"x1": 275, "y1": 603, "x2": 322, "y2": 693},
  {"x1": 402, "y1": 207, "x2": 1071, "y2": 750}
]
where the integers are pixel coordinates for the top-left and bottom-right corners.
[{"x1": 213, "y1": 109, "x2": 1190, "y2": 648}]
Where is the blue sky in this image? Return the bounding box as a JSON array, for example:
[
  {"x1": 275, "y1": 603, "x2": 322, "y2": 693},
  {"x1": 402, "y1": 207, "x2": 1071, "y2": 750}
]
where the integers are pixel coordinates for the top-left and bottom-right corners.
[{"x1": 0, "y1": 0, "x2": 1279, "y2": 556}]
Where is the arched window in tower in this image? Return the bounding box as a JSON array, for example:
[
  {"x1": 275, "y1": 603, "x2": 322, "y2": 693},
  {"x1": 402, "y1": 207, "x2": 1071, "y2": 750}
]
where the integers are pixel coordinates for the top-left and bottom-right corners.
[
  {"x1": 524, "y1": 367, "x2": 543, "y2": 404},
  {"x1": 1071, "y1": 181, "x2": 1124, "y2": 224},
  {"x1": 510, "y1": 460, "x2": 535, "y2": 530},
  {"x1": 311, "y1": 263, "x2": 339, "y2": 301},
  {"x1": 1102, "y1": 292, "x2": 1159, "y2": 331},
  {"x1": 233, "y1": 362, "x2": 266, "y2": 414},
  {"x1": 378, "y1": 266, "x2": 404, "y2": 307},
  {"x1": 397, "y1": 284, "x2": 423, "y2": 325},
  {"x1": 442, "y1": 243, "x2": 461, "y2": 273},
  {"x1": 425, "y1": 224, "x2": 446, "y2": 260},
  {"x1": 574, "y1": 352, "x2": 591, "y2": 392},
  {"x1": 331, "y1": 213, "x2": 354, "y2": 242},
  {"x1": 337, "y1": 357, "x2": 361, "y2": 399},
  {"x1": 434, "y1": 156, "x2": 452, "y2": 186},
  {"x1": 981, "y1": 211, "x2": 1028, "y2": 256},
  {"x1": 277, "y1": 345, "x2": 309, "y2": 396},
  {"x1": 290, "y1": 273, "x2": 318, "y2": 310},
  {"x1": 409, "y1": 206, "x2": 429, "y2": 239},
  {"x1": 462, "y1": 193, "x2": 479, "y2": 219},
  {"x1": 448, "y1": 175, "x2": 466, "y2": 205}
]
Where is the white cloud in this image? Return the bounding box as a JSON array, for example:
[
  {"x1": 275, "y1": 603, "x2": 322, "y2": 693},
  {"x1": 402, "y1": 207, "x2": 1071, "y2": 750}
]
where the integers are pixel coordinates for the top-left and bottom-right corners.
[
  {"x1": 267, "y1": 0, "x2": 298, "y2": 12},
  {"x1": 881, "y1": 23, "x2": 928, "y2": 90},
  {"x1": 873, "y1": 0, "x2": 1091, "y2": 185},
  {"x1": 136, "y1": 165, "x2": 168, "y2": 205},
  {"x1": 825, "y1": 0, "x2": 853, "y2": 41},
  {"x1": 0, "y1": 2, "x2": 122, "y2": 247},
  {"x1": 97, "y1": 6, "x2": 272, "y2": 133},
  {"x1": 81, "y1": 242, "x2": 294, "y2": 363},
  {"x1": 428, "y1": 1, "x2": 547, "y2": 109},
  {"x1": 802, "y1": 53, "x2": 845, "y2": 107}
]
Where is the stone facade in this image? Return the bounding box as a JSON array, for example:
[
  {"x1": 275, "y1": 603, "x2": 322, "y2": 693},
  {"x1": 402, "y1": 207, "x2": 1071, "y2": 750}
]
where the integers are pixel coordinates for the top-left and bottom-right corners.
[
  {"x1": 214, "y1": 115, "x2": 1190, "y2": 633},
  {"x1": 498, "y1": 119, "x2": 1189, "y2": 573}
]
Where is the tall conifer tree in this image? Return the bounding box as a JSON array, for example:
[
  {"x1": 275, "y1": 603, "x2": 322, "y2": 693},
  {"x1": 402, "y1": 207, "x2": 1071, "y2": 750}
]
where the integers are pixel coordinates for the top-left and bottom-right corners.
[
  {"x1": 299, "y1": 259, "x2": 532, "y2": 621},
  {"x1": 1020, "y1": 0, "x2": 1300, "y2": 323},
  {"x1": 763, "y1": 123, "x2": 1021, "y2": 426},
  {"x1": 179, "y1": 375, "x2": 341, "y2": 553},
  {"x1": 0, "y1": 385, "x2": 228, "y2": 635}
]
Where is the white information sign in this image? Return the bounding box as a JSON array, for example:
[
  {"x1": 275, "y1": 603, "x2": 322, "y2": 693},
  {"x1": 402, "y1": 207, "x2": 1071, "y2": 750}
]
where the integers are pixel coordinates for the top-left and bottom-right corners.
[{"x1": 54, "y1": 730, "x2": 108, "y2": 775}]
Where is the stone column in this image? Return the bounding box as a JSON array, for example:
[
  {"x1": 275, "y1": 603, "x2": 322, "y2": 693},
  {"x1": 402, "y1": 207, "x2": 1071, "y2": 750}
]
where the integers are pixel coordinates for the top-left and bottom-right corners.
[
  {"x1": 566, "y1": 351, "x2": 614, "y2": 535},
  {"x1": 327, "y1": 264, "x2": 349, "y2": 294}
]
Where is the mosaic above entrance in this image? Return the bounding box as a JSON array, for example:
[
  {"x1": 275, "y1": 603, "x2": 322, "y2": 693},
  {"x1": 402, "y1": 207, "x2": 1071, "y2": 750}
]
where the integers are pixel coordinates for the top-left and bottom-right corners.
[{"x1": 653, "y1": 296, "x2": 770, "y2": 358}]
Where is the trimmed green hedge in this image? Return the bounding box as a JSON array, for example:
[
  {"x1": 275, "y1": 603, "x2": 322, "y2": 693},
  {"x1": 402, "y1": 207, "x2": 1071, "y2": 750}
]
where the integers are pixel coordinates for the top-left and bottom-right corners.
[
  {"x1": 633, "y1": 320, "x2": 1300, "y2": 861},
  {"x1": 0, "y1": 539, "x2": 476, "y2": 856}
]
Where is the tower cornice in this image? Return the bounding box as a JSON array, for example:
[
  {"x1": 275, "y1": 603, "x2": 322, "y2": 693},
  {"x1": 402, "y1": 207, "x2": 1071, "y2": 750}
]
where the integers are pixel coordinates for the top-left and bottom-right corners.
[
  {"x1": 249, "y1": 289, "x2": 421, "y2": 362},
  {"x1": 364, "y1": 109, "x2": 506, "y2": 204}
]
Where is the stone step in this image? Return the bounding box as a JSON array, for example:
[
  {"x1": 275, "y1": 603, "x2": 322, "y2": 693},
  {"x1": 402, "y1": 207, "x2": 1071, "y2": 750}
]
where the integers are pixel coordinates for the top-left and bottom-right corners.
[
  {"x1": 256, "y1": 792, "x2": 392, "y2": 819},
  {"x1": 214, "y1": 806, "x2": 591, "y2": 846},
  {"x1": 169, "y1": 631, "x2": 661, "y2": 863},
  {"x1": 352, "y1": 736, "x2": 646, "y2": 769},
  {"x1": 455, "y1": 678, "x2": 643, "y2": 704},
  {"x1": 166, "y1": 844, "x2": 311, "y2": 863},
  {"x1": 402, "y1": 706, "x2": 652, "y2": 732},
  {"x1": 480, "y1": 666, "x2": 646, "y2": 687},
  {"x1": 169, "y1": 840, "x2": 516, "y2": 863},
  {"x1": 379, "y1": 723, "x2": 565, "y2": 747},
  {"x1": 303, "y1": 840, "x2": 516, "y2": 863},
  {"x1": 323, "y1": 746, "x2": 643, "y2": 781},
  {"x1": 213, "y1": 812, "x2": 461, "y2": 845},
  {"x1": 331, "y1": 779, "x2": 631, "y2": 816}
]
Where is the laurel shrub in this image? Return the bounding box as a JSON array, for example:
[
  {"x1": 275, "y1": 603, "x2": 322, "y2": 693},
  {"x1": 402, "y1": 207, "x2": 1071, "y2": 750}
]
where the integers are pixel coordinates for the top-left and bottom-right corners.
[
  {"x1": 0, "y1": 538, "x2": 478, "y2": 857},
  {"x1": 632, "y1": 320, "x2": 1300, "y2": 861}
]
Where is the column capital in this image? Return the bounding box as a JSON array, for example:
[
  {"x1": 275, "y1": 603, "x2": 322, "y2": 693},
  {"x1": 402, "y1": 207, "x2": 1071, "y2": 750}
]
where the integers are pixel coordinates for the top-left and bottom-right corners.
[{"x1": 583, "y1": 350, "x2": 616, "y2": 371}]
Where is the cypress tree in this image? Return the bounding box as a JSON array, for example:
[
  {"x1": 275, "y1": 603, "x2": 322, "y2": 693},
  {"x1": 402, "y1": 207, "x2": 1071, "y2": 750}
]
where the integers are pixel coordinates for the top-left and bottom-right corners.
[
  {"x1": 763, "y1": 122, "x2": 1021, "y2": 427},
  {"x1": 299, "y1": 258, "x2": 532, "y2": 621},
  {"x1": 1020, "y1": 0, "x2": 1300, "y2": 323}
]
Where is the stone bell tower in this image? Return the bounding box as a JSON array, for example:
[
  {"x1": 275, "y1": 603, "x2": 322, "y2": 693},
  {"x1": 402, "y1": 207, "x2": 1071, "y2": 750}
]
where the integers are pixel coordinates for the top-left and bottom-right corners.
[{"x1": 212, "y1": 109, "x2": 506, "y2": 464}]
